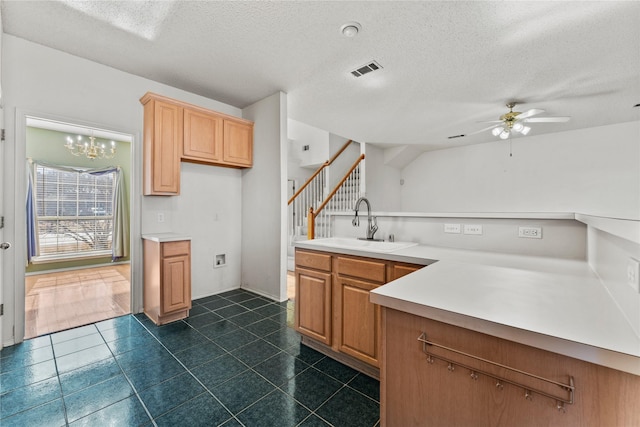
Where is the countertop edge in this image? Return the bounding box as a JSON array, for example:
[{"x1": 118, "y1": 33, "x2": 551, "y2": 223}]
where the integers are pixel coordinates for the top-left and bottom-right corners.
[{"x1": 141, "y1": 233, "x2": 192, "y2": 243}]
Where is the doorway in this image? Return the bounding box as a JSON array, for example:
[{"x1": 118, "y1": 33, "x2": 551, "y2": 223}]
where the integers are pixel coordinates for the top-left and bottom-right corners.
[{"x1": 24, "y1": 118, "x2": 133, "y2": 338}]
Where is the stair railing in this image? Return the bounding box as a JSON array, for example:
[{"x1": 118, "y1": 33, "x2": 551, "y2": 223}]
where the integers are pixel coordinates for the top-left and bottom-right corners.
[
  {"x1": 288, "y1": 140, "x2": 357, "y2": 240},
  {"x1": 307, "y1": 154, "x2": 365, "y2": 239},
  {"x1": 287, "y1": 139, "x2": 353, "y2": 205}
]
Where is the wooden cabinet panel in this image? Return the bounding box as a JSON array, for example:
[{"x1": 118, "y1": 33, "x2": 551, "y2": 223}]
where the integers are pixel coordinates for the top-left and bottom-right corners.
[
  {"x1": 143, "y1": 238, "x2": 191, "y2": 325},
  {"x1": 142, "y1": 97, "x2": 181, "y2": 195},
  {"x1": 335, "y1": 276, "x2": 380, "y2": 366},
  {"x1": 182, "y1": 108, "x2": 223, "y2": 163},
  {"x1": 162, "y1": 240, "x2": 190, "y2": 258},
  {"x1": 161, "y1": 254, "x2": 191, "y2": 314},
  {"x1": 223, "y1": 119, "x2": 253, "y2": 167},
  {"x1": 380, "y1": 308, "x2": 640, "y2": 427},
  {"x1": 295, "y1": 267, "x2": 332, "y2": 345},
  {"x1": 296, "y1": 250, "x2": 332, "y2": 272},
  {"x1": 389, "y1": 263, "x2": 423, "y2": 281},
  {"x1": 336, "y1": 256, "x2": 386, "y2": 283}
]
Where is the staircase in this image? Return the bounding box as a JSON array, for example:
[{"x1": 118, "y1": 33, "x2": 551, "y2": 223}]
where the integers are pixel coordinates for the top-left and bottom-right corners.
[{"x1": 288, "y1": 140, "x2": 364, "y2": 247}]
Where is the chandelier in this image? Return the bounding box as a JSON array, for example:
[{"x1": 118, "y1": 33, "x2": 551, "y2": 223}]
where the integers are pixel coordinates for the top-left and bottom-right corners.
[{"x1": 65, "y1": 135, "x2": 116, "y2": 160}]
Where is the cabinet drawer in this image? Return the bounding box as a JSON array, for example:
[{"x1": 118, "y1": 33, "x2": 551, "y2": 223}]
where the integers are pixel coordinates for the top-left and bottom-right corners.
[
  {"x1": 162, "y1": 240, "x2": 190, "y2": 257},
  {"x1": 336, "y1": 256, "x2": 386, "y2": 283},
  {"x1": 296, "y1": 250, "x2": 332, "y2": 272}
]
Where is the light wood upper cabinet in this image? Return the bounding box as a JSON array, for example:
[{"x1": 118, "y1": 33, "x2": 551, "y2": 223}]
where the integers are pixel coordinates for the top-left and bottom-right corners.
[
  {"x1": 140, "y1": 92, "x2": 254, "y2": 196},
  {"x1": 141, "y1": 95, "x2": 182, "y2": 195},
  {"x1": 223, "y1": 119, "x2": 253, "y2": 167},
  {"x1": 182, "y1": 108, "x2": 224, "y2": 163}
]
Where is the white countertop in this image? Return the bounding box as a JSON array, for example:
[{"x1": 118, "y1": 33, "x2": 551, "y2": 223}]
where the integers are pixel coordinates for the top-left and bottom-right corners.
[
  {"x1": 141, "y1": 233, "x2": 192, "y2": 243},
  {"x1": 295, "y1": 238, "x2": 640, "y2": 376}
]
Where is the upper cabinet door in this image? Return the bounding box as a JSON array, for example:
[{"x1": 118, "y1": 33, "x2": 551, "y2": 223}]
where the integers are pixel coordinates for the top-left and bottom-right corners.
[
  {"x1": 182, "y1": 109, "x2": 224, "y2": 163},
  {"x1": 223, "y1": 120, "x2": 253, "y2": 167},
  {"x1": 143, "y1": 98, "x2": 182, "y2": 195}
]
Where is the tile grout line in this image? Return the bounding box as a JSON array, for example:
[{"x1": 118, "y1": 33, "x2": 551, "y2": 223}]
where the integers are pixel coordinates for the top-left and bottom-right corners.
[
  {"x1": 132, "y1": 314, "x2": 246, "y2": 426},
  {"x1": 95, "y1": 321, "x2": 159, "y2": 427},
  {"x1": 49, "y1": 334, "x2": 71, "y2": 427}
]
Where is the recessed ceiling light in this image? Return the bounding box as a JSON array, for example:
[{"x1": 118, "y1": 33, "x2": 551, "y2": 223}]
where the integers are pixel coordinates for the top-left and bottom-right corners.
[{"x1": 340, "y1": 22, "x2": 361, "y2": 37}]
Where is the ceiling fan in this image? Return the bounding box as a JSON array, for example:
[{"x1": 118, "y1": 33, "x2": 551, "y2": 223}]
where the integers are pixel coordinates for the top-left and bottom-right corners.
[{"x1": 448, "y1": 102, "x2": 570, "y2": 140}]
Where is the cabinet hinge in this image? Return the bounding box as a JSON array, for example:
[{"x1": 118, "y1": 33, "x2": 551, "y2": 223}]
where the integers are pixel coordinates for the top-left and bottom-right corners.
[
  {"x1": 0, "y1": 216, "x2": 4, "y2": 229},
  {"x1": 1, "y1": 129, "x2": 5, "y2": 141},
  {"x1": 0, "y1": 304, "x2": 3, "y2": 316}
]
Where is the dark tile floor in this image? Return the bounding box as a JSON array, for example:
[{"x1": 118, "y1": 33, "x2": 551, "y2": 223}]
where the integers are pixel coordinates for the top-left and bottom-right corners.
[{"x1": 1, "y1": 289, "x2": 380, "y2": 426}]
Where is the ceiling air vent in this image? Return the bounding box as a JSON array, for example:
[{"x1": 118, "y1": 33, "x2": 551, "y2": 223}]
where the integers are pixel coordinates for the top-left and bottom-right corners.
[{"x1": 350, "y1": 60, "x2": 383, "y2": 77}]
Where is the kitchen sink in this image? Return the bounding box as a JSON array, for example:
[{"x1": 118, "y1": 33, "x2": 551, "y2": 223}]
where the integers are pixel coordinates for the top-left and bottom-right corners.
[{"x1": 306, "y1": 237, "x2": 418, "y2": 253}]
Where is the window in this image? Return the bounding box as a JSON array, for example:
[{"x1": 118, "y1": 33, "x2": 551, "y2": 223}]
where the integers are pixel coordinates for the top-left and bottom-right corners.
[{"x1": 34, "y1": 164, "x2": 116, "y2": 259}]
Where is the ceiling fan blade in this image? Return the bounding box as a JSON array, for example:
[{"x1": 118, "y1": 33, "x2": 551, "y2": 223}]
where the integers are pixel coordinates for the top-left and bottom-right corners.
[
  {"x1": 476, "y1": 120, "x2": 504, "y2": 124},
  {"x1": 515, "y1": 108, "x2": 545, "y2": 120},
  {"x1": 524, "y1": 116, "x2": 571, "y2": 123}
]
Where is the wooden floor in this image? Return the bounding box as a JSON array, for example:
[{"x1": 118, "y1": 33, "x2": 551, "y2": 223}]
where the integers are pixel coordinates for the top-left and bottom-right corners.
[
  {"x1": 25, "y1": 264, "x2": 131, "y2": 339},
  {"x1": 287, "y1": 270, "x2": 295, "y2": 301}
]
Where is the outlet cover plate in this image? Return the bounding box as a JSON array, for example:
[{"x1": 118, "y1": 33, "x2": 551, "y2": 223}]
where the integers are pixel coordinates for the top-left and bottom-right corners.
[
  {"x1": 518, "y1": 226, "x2": 542, "y2": 239},
  {"x1": 463, "y1": 224, "x2": 483, "y2": 235},
  {"x1": 444, "y1": 223, "x2": 461, "y2": 234}
]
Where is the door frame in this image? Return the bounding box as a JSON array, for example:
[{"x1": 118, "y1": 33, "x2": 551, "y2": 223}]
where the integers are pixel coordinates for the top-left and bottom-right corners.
[{"x1": 8, "y1": 109, "x2": 142, "y2": 345}]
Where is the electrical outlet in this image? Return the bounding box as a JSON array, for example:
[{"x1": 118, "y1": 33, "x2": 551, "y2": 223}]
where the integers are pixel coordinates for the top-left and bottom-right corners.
[
  {"x1": 444, "y1": 223, "x2": 461, "y2": 234},
  {"x1": 628, "y1": 258, "x2": 640, "y2": 293},
  {"x1": 463, "y1": 224, "x2": 482, "y2": 235},
  {"x1": 518, "y1": 226, "x2": 542, "y2": 239},
  {"x1": 157, "y1": 213, "x2": 164, "y2": 223}
]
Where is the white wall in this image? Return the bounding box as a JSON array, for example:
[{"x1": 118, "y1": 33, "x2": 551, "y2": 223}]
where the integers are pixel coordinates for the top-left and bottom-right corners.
[
  {"x1": 241, "y1": 92, "x2": 288, "y2": 301},
  {"x1": 288, "y1": 118, "x2": 329, "y2": 168},
  {"x1": 401, "y1": 122, "x2": 640, "y2": 220},
  {"x1": 364, "y1": 144, "x2": 402, "y2": 212},
  {"x1": 588, "y1": 227, "x2": 640, "y2": 337},
  {"x1": 173, "y1": 163, "x2": 242, "y2": 298},
  {"x1": 334, "y1": 215, "x2": 587, "y2": 259},
  {"x1": 1, "y1": 35, "x2": 245, "y2": 344},
  {"x1": 326, "y1": 135, "x2": 359, "y2": 190}
]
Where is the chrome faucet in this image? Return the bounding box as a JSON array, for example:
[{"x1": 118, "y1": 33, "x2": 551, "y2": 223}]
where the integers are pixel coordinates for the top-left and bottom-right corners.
[{"x1": 352, "y1": 197, "x2": 379, "y2": 240}]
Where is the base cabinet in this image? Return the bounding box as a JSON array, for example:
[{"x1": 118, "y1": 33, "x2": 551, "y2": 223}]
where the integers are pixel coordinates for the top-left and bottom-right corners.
[
  {"x1": 295, "y1": 267, "x2": 332, "y2": 345},
  {"x1": 295, "y1": 248, "x2": 424, "y2": 375},
  {"x1": 144, "y1": 239, "x2": 191, "y2": 325},
  {"x1": 380, "y1": 308, "x2": 640, "y2": 427}
]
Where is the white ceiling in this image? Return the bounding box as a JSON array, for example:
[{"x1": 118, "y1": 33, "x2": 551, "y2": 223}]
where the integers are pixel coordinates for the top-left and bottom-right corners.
[{"x1": 2, "y1": 1, "x2": 639, "y2": 151}]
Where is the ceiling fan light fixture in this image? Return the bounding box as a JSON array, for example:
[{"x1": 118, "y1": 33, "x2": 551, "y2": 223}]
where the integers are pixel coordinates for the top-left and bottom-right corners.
[
  {"x1": 512, "y1": 122, "x2": 524, "y2": 132},
  {"x1": 492, "y1": 127, "x2": 503, "y2": 136},
  {"x1": 520, "y1": 126, "x2": 531, "y2": 135},
  {"x1": 499, "y1": 130, "x2": 510, "y2": 140}
]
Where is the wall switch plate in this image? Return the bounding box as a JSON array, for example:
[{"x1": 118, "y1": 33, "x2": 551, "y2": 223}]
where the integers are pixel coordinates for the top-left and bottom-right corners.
[
  {"x1": 444, "y1": 223, "x2": 461, "y2": 234},
  {"x1": 518, "y1": 226, "x2": 542, "y2": 239},
  {"x1": 627, "y1": 258, "x2": 640, "y2": 293},
  {"x1": 463, "y1": 224, "x2": 482, "y2": 235}
]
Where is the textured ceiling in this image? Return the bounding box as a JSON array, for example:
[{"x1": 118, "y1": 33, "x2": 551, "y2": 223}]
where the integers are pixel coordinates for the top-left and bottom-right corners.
[{"x1": 2, "y1": 1, "x2": 639, "y2": 150}]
